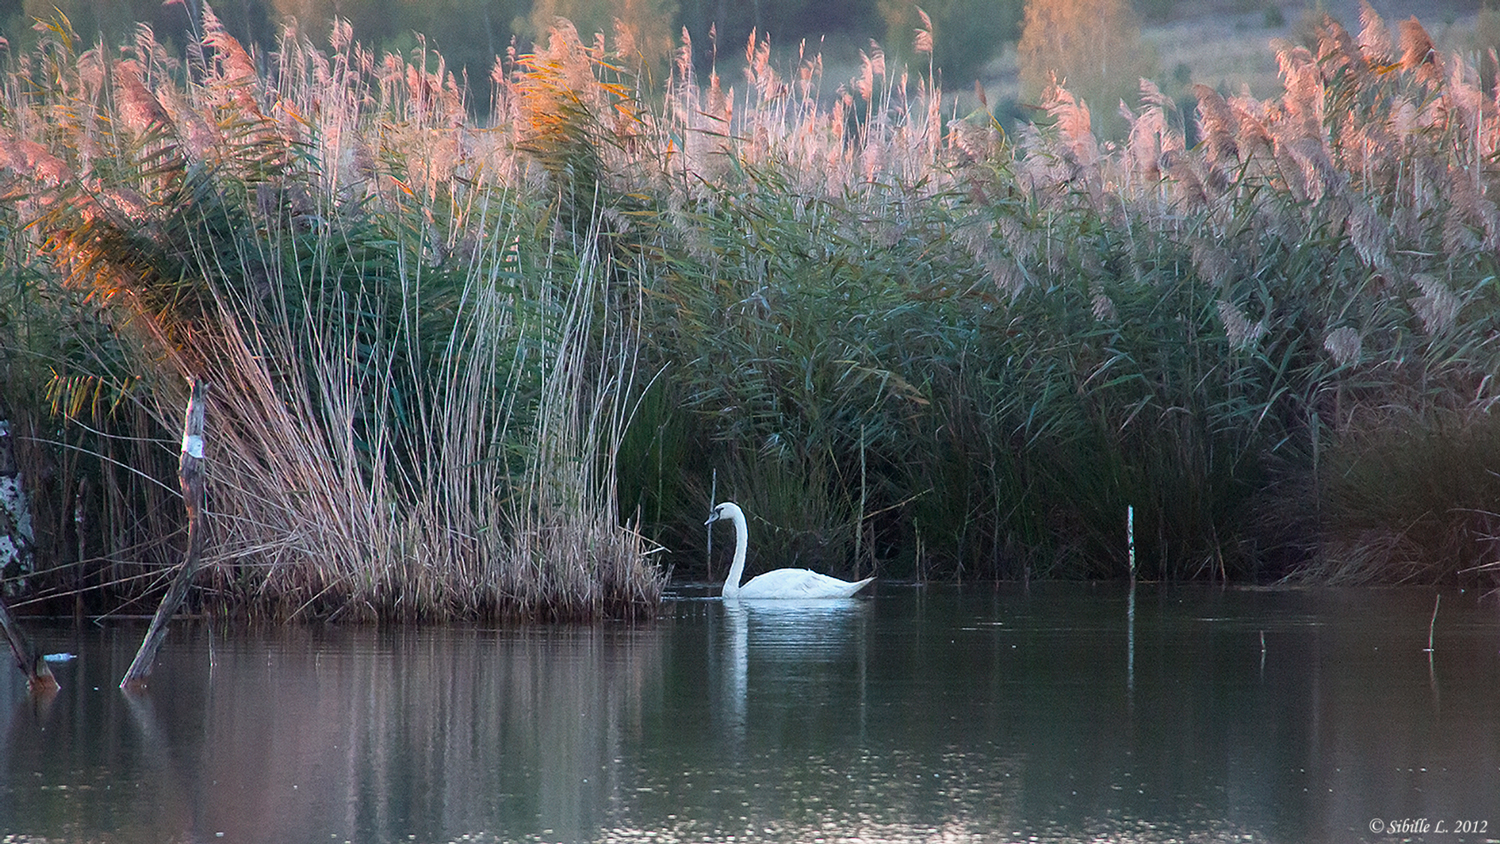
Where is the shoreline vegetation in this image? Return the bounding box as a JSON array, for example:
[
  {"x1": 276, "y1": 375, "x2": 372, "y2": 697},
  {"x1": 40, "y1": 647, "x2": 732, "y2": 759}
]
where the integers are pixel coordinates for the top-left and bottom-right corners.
[{"x1": 0, "y1": 5, "x2": 1497, "y2": 622}]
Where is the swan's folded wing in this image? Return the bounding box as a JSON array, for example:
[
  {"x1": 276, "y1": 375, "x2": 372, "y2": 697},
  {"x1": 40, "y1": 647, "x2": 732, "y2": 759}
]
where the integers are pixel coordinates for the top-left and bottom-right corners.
[{"x1": 739, "y1": 568, "x2": 873, "y2": 599}]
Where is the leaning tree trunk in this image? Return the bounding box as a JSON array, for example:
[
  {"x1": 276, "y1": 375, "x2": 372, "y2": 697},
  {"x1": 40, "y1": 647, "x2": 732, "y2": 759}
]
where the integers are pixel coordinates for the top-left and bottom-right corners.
[
  {"x1": 0, "y1": 415, "x2": 51, "y2": 693},
  {"x1": 0, "y1": 595, "x2": 54, "y2": 693},
  {"x1": 121, "y1": 378, "x2": 208, "y2": 689},
  {"x1": 0, "y1": 415, "x2": 34, "y2": 596}
]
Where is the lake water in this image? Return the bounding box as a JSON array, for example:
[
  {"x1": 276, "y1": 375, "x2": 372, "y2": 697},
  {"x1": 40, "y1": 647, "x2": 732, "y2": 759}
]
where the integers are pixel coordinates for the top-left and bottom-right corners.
[{"x1": 1, "y1": 584, "x2": 1497, "y2": 844}]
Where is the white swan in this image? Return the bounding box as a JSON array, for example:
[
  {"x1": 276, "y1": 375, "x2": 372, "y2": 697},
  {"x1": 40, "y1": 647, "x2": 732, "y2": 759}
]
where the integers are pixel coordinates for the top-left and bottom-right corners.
[{"x1": 706, "y1": 501, "x2": 875, "y2": 600}]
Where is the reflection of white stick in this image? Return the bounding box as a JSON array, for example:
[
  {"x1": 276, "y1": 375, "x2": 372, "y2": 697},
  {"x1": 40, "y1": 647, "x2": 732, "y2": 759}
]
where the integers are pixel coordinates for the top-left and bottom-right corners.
[
  {"x1": 1127, "y1": 505, "x2": 1135, "y2": 582},
  {"x1": 1425, "y1": 593, "x2": 1441, "y2": 653}
]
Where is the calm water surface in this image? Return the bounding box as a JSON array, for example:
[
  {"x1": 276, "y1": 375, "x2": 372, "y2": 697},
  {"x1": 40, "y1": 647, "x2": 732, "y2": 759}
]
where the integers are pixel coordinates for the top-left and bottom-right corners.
[{"x1": 2, "y1": 584, "x2": 1498, "y2": 844}]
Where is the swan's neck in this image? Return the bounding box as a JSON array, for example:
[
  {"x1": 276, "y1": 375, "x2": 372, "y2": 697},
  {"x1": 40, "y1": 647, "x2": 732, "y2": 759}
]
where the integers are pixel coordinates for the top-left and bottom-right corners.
[{"x1": 722, "y1": 505, "x2": 748, "y2": 599}]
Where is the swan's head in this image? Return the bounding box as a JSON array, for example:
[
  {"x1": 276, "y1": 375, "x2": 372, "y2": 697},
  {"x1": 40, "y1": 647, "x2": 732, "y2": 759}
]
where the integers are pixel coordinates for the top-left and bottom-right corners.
[{"x1": 705, "y1": 501, "x2": 739, "y2": 526}]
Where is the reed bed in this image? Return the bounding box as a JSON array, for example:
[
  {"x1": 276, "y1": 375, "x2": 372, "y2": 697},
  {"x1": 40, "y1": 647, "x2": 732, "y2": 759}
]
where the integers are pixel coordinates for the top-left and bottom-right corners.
[
  {"x1": 0, "y1": 12, "x2": 665, "y2": 619},
  {"x1": 1, "y1": 3, "x2": 1497, "y2": 620}
]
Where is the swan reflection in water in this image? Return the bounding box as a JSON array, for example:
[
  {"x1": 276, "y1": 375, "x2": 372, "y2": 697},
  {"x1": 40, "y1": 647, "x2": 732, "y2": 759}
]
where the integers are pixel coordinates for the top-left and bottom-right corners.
[{"x1": 712, "y1": 597, "x2": 872, "y2": 749}]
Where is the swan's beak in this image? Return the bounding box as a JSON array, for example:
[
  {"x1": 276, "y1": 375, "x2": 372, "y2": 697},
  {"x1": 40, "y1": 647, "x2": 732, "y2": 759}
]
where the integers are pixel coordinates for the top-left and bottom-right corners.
[{"x1": 704, "y1": 509, "x2": 721, "y2": 526}]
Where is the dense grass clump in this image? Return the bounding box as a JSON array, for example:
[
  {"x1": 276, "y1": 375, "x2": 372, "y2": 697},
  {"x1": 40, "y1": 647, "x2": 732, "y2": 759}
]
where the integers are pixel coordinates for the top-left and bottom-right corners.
[
  {"x1": 0, "y1": 13, "x2": 664, "y2": 619},
  {"x1": 1, "y1": 5, "x2": 1498, "y2": 620}
]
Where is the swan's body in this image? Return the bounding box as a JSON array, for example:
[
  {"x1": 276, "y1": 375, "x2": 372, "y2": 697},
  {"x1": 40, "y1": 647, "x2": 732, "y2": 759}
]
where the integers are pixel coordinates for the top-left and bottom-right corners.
[{"x1": 706, "y1": 501, "x2": 874, "y2": 600}]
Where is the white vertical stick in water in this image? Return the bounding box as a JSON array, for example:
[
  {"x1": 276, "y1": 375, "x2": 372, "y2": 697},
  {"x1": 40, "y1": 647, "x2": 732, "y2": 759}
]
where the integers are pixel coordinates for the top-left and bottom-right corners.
[
  {"x1": 1127, "y1": 505, "x2": 1135, "y2": 582},
  {"x1": 707, "y1": 468, "x2": 717, "y2": 579},
  {"x1": 1425, "y1": 593, "x2": 1440, "y2": 653}
]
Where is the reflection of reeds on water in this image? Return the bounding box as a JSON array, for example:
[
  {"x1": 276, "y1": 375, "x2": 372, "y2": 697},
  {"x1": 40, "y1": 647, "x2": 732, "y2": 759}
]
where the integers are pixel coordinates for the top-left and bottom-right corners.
[{"x1": 84, "y1": 624, "x2": 666, "y2": 842}]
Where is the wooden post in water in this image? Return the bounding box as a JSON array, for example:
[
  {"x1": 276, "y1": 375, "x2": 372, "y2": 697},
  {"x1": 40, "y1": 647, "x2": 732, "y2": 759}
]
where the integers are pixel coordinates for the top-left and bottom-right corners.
[{"x1": 121, "y1": 378, "x2": 208, "y2": 689}]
